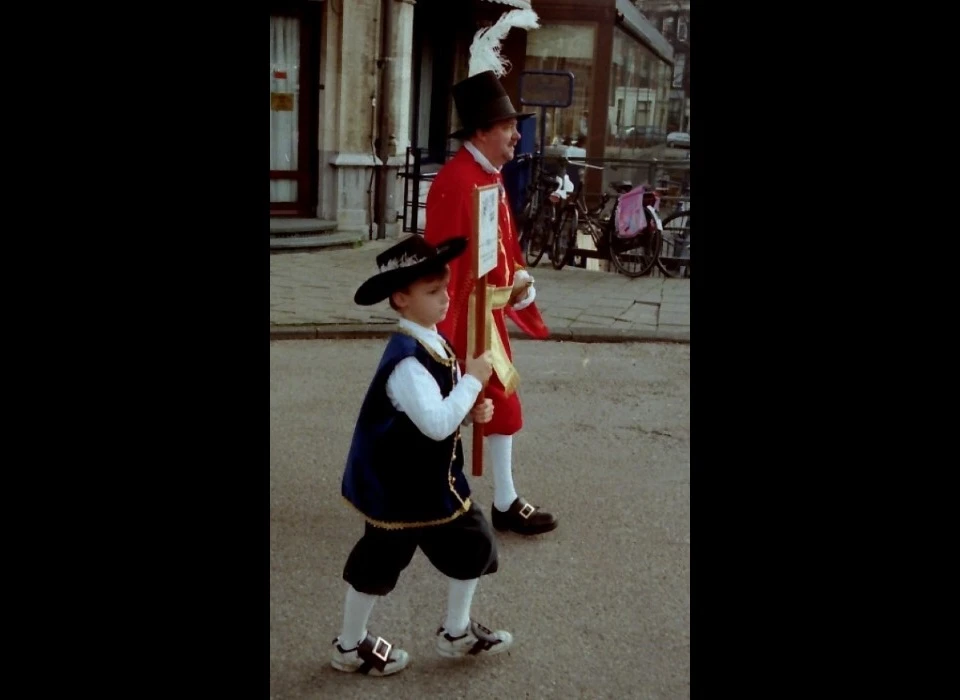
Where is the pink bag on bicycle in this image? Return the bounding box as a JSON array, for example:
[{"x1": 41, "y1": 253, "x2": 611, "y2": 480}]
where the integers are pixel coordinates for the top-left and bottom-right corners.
[{"x1": 616, "y1": 185, "x2": 659, "y2": 239}]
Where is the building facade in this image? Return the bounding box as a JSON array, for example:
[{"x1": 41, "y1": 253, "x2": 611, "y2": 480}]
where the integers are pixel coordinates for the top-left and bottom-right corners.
[
  {"x1": 268, "y1": 0, "x2": 674, "y2": 237},
  {"x1": 632, "y1": 0, "x2": 689, "y2": 133}
]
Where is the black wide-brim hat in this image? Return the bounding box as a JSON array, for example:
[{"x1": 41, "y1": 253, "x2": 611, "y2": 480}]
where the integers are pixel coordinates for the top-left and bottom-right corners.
[
  {"x1": 354, "y1": 234, "x2": 468, "y2": 306},
  {"x1": 449, "y1": 70, "x2": 535, "y2": 141}
]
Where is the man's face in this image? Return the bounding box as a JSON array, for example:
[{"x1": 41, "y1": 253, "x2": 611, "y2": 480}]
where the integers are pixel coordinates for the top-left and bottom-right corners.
[{"x1": 474, "y1": 118, "x2": 520, "y2": 168}]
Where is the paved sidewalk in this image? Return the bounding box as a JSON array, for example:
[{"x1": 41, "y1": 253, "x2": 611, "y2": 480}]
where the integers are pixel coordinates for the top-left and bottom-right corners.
[{"x1": 270, "y1": 239, "x2": 689, "y2": 343}]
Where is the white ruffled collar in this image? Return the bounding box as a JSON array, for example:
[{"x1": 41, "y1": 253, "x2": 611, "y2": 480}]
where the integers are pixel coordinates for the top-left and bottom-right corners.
[
  {"x1": 396, "y1": 318, "x2": 449, "y2": 358},
  {"x1": 463, "y1": 141, "x2": 500, "y2": 175}
]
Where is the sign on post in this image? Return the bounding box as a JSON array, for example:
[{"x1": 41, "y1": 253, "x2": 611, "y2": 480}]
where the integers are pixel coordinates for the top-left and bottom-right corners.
[
  {"x1": 475, "y1": 184, "x2": 499, "y2": 278},
  {"x1": 518, "y1": 70, "x2": 575, "y2": 162},
  {"x1": 518, "y1": 70, "x2": 575, "y2": 108},
  {"x1": 471, "y1": 183, "x2": 500, "y2": 476}
]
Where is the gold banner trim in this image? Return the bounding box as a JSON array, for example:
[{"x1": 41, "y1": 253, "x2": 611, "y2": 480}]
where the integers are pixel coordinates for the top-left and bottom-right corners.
[{"x1": 466, "y1": 285, "x2": 518, "y2": 395}]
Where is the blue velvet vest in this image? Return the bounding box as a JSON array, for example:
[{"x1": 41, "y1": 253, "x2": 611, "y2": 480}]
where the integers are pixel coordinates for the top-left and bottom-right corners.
[{"x1": 341, "y1": 331, "x2": 471, "y2": 529}]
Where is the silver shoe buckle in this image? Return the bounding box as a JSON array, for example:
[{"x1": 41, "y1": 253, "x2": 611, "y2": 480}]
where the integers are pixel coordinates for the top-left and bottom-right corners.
[
  {"x1": 518, "y1": 503, "x2": 536, "y2": 519},
  {"x1": 372, "y1": 636, "x2": 391, "y2": 663}
]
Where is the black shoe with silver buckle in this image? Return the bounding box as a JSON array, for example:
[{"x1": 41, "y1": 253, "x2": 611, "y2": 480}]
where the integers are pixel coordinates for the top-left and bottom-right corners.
[{"x1": 491, "y1": 497, "x2": 558, "y2": 535}]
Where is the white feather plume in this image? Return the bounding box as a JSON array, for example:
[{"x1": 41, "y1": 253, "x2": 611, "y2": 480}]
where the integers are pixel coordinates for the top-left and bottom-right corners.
[
  {"x1": 468, "y1": 8, "x2": 540, "y2": 78},
  {"x1": 480, "y1": 0, "x2": 533, "y2": 9}
]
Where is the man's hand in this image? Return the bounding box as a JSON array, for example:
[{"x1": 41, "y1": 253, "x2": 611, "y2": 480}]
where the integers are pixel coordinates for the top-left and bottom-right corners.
[{"x1": 509, "y1": 273, "x2": 534, "y2": 306}]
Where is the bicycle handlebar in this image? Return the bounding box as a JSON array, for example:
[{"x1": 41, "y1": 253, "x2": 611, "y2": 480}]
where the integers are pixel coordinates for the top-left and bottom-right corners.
[
  {"x1": 512, "y1": 153, "x2": 604, "y2": 173},
  {"x1": 513, "y1": 152, "x2": 550, "y2": 163}
]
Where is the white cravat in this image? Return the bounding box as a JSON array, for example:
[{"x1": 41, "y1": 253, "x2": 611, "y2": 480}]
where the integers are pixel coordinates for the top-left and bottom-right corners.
[
  {"x1": 463, "y1": 141, "x2": 500, "y2": 175},
  {"x1": 385, "y1": 319, "x2": 482, "y2": 441}
]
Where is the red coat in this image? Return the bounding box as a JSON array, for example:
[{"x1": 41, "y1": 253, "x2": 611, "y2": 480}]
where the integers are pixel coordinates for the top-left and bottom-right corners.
[{"x1": 423, "y1": 147, "x2": 549, "y2": 436}]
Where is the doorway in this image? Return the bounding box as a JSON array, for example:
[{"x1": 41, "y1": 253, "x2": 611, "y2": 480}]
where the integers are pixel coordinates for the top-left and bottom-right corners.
[{"x1": 270, "y1": 2, "x2": 320, "y2": 216}]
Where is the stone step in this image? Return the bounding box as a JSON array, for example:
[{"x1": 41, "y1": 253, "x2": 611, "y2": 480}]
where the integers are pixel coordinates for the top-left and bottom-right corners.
[
  {"x1": 269, "y1": 218, "x2": 338, "y2": 235},
  {"x1": 269, "y1": 231, "x2": 366, "y2": 252}
]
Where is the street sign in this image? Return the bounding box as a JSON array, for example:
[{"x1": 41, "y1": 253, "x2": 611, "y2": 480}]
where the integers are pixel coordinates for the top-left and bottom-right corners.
[{"x1": 518, "y1": 70, "x2": 575, "y2": 108}]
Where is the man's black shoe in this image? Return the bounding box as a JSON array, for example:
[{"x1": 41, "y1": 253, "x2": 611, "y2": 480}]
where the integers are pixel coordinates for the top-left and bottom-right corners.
[{"x1": 491, "y1": 497, "x2": 558, "y2": 535}]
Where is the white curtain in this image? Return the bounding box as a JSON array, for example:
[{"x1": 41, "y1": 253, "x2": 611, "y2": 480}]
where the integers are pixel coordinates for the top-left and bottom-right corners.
[{"x1": 270, "y1": 16, "x2": 300, "y2": 203}]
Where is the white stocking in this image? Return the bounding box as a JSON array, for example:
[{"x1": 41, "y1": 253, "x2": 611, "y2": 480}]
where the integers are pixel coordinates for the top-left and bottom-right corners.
[{"x1": 486, "y1": 434, "x2": 518, "y2": 511}]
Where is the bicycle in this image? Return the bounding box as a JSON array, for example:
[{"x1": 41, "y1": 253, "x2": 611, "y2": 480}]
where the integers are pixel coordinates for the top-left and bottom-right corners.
[
  {"x1": 550, "y1": 159, "x2": 604, "y2": 271},
  {"x1": 513, "y1": 152, "x2": 565, "y2": 267},
  {"x1": 552, "y1": 161, "x2": 661, "y2": 277},
  {"x1": 657, "y1": 205, "x2": 690, "y2": 278}
]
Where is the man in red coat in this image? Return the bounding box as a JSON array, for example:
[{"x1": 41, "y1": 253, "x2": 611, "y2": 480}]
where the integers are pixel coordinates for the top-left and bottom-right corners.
[{"x1": 423, "y1": 70, "x2": 558, "y2": 536}]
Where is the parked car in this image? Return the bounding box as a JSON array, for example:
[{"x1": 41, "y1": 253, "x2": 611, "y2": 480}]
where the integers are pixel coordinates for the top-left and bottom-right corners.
[
  {"x1": 614, "y1": 125, "x2": 667, "y2": 149},
  {"x1": 666, "y1": 131, "x2": 690, "y2": 149}
]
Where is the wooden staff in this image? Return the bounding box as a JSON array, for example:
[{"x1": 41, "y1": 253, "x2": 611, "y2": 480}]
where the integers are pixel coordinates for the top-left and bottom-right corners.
[
  {"x1": 471, "y1": 183, "x2": 500, "y2": 476},
  {"x1": 472, "y1": 276, "x2": 486, "y2": 477}
]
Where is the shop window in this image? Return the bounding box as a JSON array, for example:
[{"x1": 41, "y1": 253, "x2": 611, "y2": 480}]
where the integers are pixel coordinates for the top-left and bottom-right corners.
[
  {"x1": 662, "y1": 16, "x2": 675, "y2": 38},
  {"x1": 608, "y1": 26, "x2": 672, "y2": 154},
  {"x1": 524, "y1": 23, "x2": 596, "y2": 150},
  {"x1": 672, "y1": 53, "x2": 686, "y2": 90}
]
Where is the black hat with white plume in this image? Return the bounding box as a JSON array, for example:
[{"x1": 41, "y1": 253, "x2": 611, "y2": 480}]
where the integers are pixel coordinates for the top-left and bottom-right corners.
[{"x1": 449, "y1": 1, "x2": 540, "y2": 141}]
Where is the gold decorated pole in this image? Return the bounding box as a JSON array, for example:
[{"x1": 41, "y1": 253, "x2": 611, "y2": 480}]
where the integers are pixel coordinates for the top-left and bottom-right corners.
[{"x1": 471, "y1": 183, "x2": 500, "y2": 476}]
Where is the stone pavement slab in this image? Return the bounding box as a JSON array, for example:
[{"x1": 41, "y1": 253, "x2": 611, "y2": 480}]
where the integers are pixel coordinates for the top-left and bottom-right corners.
[{"x1": 270, "y1": 239, "x2": 689, "y2": 343}]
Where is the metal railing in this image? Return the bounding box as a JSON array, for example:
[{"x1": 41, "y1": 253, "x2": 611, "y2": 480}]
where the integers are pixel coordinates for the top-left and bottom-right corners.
[
  {"x1": 398, "y1": 146, "x2": 690, "y2": 236},
  {"x1": 397, "y1": 147, "x2": 453, "y2": 235}
]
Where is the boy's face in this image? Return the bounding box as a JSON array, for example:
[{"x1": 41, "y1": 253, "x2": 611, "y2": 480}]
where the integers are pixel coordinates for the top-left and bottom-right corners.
[{"x1": 392, "y1": 267, "x2": 451, "y2": 328}]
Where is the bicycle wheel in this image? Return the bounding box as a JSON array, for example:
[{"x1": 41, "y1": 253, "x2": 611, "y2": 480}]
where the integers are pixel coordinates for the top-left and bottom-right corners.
[
  {"x1": 517, "y1": 193, "x2": 537, "y2": 253},
  {"x1": 525, "y1": 203, "x2": 550, "y2": 267},
  {"x1": 551, "y1": 205, "x2": 577, "y2": 270},
  {"x1": 608, "y1": 222, "x2": 660, "y2": 278},
  {"x1": 657, "y1": 209, "x2": 691, "y2": 278}
]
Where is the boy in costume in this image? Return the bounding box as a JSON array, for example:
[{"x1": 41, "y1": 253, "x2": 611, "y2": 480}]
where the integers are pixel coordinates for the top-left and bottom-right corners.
[{"x1": 332, "y1": 234, "x2": 513, "y2": 676}]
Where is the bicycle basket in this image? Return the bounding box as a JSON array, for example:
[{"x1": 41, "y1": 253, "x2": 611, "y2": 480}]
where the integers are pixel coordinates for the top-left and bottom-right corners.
[{"x1": 616, "y1": 185, "x2": 659, "y2": 239}]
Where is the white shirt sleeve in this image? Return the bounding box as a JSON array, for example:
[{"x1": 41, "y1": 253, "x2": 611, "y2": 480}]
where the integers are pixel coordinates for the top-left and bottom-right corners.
[
  {"x1": 456, "y1": 364, "x2": 474, "y2": 426},
  {"x1": 386, "y1": 357, "x2": 483, "y2": 441}
]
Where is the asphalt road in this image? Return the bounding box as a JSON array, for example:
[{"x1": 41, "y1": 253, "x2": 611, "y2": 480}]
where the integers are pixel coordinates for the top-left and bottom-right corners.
[{"x1": 270, "y1": 338, "x2": 690, "y2": 699}]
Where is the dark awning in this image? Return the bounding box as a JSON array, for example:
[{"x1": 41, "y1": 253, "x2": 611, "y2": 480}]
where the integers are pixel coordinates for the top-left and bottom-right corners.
[{"x1": 615, "y1": 0, "x2": 674, "y2": 65}]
